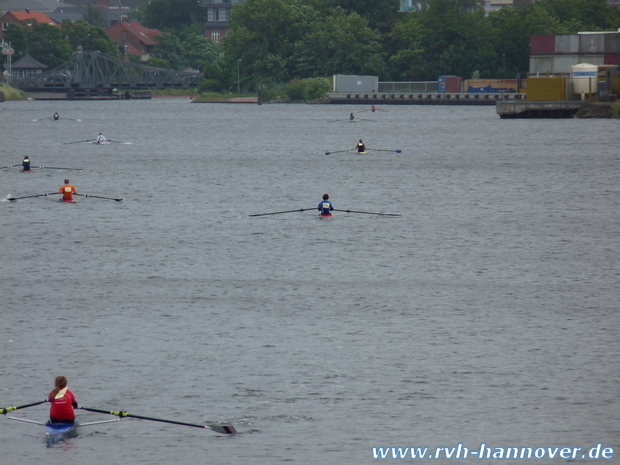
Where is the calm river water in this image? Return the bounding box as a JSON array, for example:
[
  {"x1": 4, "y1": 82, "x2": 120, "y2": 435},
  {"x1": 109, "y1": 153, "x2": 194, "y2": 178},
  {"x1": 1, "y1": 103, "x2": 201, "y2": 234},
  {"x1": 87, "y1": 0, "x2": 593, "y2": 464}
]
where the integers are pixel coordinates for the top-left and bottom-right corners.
[{"x1": 1, "y1": 99, "x2": 618, "y2": 464}]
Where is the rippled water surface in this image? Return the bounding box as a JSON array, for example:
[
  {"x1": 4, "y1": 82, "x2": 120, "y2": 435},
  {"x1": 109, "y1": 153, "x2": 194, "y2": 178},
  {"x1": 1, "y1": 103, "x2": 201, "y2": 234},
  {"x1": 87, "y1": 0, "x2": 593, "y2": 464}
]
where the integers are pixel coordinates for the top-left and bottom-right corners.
[{"x1": 1, "y1": 99, "x2": 619, "y2": 464}]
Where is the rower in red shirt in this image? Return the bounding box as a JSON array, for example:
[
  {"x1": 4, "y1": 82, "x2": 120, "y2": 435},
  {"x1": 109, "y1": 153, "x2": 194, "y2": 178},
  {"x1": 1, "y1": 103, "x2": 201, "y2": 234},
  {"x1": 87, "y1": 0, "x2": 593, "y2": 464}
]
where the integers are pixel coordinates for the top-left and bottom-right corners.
[
  {"x1": 58, "y1": 179, "x2": 77, "y2": 202},
  {"x1": 48, "y1": 376, "x2": 78, "y2": 424}
]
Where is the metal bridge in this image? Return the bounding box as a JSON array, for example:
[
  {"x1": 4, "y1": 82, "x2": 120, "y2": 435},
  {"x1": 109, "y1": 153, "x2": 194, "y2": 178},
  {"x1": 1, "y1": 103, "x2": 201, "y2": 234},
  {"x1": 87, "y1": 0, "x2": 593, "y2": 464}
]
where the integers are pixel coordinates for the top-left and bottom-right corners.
[{"x1": 12, "y1": 50, "x2": 200, "y2": 91}]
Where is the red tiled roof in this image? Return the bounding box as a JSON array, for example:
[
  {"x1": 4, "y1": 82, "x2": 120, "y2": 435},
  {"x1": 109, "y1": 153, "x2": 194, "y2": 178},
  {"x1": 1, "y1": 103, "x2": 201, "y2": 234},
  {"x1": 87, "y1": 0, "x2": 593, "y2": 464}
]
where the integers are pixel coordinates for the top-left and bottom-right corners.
[
  {"x1": 107, "y1": 22, "x2": 162, "y2": 47},
  {"x1": 5, "y1": 11, "x2": 59, "y2": 25}
]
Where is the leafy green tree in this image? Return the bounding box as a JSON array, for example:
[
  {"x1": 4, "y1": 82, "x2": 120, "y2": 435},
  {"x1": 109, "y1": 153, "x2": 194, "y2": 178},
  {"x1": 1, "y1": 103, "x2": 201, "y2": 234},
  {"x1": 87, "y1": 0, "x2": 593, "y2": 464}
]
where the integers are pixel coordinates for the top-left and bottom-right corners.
[
  {"x1": 224, "y1": 0, "x2": 319, "y2": 83},
  {"x1": 224, "y1": 0, "x2": 388, "y2": 86},
  {"x1": 151, "y1": 33, "x2": 186, "y2": 70},
  {"x1": 292, "y1": 9, "x2": 386, "y2": 78},
  {"x1": 324, "y1": 0, "x2": 400, "y2": 27},
  {"x1": 181, "y1": 33, "x2": 219, "y2": 71},
  {"x1": 83, "y1": 5, "x2": 107, "y2": 28},
  {"x1": 4, "y1": 21, "x2": 71, "y2": 68},
  {"x1": 62, "y1": 20, "x2": 120, "y2": 57},
  {"x1": 385, "y1": 17, "x2": 425, "y2": 80},
  {"x1": 141, "y1": 0, "x2": 207, "y2": 33},
  {"x1": 3, "y1": 24, "x2": 28, "y2": 56}
]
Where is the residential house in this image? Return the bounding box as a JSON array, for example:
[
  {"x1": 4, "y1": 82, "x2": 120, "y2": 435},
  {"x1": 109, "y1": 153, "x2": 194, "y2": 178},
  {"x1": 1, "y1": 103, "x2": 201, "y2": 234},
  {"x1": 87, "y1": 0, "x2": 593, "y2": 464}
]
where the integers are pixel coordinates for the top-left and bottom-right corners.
[
  {"x1": 49, "y1": 6, "x2": 129, "y2": 27},
  {"x1": 106, "y1": 21, "x2": 161, "y2": 59},
  {"x1": 0, "y1": 10, "x2": 60, "y2": 40},
  {"x1": 0, "y1": 0, "x2": 67, "y2": 13},
  {"x1": 201, "y1": 0, "x2": 244, "y2": 43}
]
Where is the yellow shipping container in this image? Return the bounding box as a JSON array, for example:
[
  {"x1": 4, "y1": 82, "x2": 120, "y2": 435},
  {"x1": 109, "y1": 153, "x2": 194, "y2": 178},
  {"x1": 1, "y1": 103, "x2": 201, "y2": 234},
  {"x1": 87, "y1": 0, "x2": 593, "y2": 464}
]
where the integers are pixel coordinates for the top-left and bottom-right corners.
[{"x1": 526, "y1": 76, "x2": 567, "y2": 101}]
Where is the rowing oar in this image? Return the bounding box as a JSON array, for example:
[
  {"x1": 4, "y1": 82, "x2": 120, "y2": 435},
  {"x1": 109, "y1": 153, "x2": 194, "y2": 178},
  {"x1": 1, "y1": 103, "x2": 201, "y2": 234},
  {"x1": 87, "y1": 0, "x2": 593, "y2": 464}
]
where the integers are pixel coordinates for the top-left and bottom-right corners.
[
  {"x1": 79, "y1": 407, "x2": 236, "y2": 435},
  {"x1": 371, "y1": 149, "x2": 402, "y2": 153},
  {"x1": 333, "y1": 209, "x2": 401, "y2": 217},
  {"x1": 1, "y1": 400, "x2": 47, "y2": 414},
  {"x1": 63, "y1": 139, "x2": 95, "y2": 145},
  {"x1": 34, "y1": 166, "x2": 83, "y2": 170},
  {"x1": 249, "y1": 208, "x2": 315, "y2": 217},
  {"x1": 0, "y1": 165, "x2": 21, "y2": 169},
  {"x1": 7, "y1": 192, "x2": 61, "y2": 201},
  {"x1": 75, "y1": 193, "x2": 123, "y2": 202},
  {"x1": 324, "y1": 149, "x2": 350, "y2": 155}
]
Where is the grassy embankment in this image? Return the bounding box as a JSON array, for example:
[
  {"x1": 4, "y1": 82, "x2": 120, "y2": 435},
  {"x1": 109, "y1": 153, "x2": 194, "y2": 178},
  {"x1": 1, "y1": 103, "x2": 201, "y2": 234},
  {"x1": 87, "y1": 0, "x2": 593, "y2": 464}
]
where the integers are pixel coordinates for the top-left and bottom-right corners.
[
  {"x1": 149, "y1": 89, "x2": 256, "y2": 101},
  {"x1": 0, "y1": 83, "x2": 26, "y2": 100}
]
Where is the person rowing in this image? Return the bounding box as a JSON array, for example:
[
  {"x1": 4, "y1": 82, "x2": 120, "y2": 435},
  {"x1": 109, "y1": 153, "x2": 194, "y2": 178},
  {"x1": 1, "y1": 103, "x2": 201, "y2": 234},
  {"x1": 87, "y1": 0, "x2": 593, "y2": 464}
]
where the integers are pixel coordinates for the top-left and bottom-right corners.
[
  {"x1": 318, "y1": 194, "x2": 333, "y2": 217},
  {"x1": 48, "y1": 376, "x2": 78, "y2": 424},
  {"x1": 22, "y1": 155, "x2": 31, "y2": 171},
  {"x1": 59, "y1": 179, "x2": 77, "y2": 202},
  {"x1": 54, "y1": 112, "x2": 59, "y2": 121},
  {"x1": 371, "y1": 105, "x2": 376, "y2": 113},
  {"x1": 96, "y1": 133, "x2": 106, "y2": 144},
  {"x1": 349, "y1": 113, "x2": 355, "y2": 122},
  {"x1": 354, "y1": 139, "x2": 366, "y2": 153}
]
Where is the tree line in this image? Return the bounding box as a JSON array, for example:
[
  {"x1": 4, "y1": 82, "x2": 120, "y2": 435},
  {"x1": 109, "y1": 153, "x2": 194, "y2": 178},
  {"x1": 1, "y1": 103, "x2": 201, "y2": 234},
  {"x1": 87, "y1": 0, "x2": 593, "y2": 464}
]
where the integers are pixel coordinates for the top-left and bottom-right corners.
[{"x1": 3, "y1": 0, "x2": 620, "y2": 95}]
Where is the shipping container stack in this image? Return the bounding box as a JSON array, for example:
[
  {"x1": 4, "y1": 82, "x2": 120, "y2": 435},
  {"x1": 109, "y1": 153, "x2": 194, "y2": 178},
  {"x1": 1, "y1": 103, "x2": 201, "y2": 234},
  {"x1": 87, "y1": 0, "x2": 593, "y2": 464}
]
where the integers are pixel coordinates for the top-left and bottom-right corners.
[{"x1": 530, "y1": 32, "x2": 620, "y2": 75}]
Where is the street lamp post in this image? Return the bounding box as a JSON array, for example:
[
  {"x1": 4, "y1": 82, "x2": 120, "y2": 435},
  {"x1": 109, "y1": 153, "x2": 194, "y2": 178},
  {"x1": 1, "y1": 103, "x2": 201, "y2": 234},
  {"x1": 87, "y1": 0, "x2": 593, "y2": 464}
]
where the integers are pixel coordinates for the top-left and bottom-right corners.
[
  {"x1": 237, "y1": 59, "x2": 241, "y2": 95},
  {"x1": 502, "y1": 53, "x2": 506, "y2": 73}
]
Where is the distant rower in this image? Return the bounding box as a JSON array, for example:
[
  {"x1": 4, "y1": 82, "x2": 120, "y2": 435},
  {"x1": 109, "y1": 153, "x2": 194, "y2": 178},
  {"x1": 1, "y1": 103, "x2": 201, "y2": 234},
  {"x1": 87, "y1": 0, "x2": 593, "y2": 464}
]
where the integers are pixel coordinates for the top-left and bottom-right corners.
[
  {"x1": 54, "y1": 112, "x2": 59, "y2": 120},
  {"x1": 354, "y1": 139, "x2": 366, "y2": 153},
  {"x1": 96, "y1": 133, "x2": 106, "y2": 144},
  {"x1": 59, "y1": 179, "x2": 77, "y2": 202},
  {"x1": 22, "y1": 155, "x2": 31, "y2": 171},
  {"x1": 318, "y1": 194, "x2": 333, "y2": 217},
  {"x1": 371, "y1": 105, "x2": 376, "y2": 113},
  {"x1": 349, "y1": 113, "x2": 355, "y2": 122}
]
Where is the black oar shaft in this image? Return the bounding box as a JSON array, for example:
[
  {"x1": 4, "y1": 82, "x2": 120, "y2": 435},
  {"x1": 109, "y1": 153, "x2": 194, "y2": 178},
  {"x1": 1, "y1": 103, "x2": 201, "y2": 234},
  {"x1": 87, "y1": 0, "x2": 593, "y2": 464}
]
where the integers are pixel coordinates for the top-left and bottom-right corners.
[
  {"x1": 1, "y1": 400, "x2": 46, "y2": 414},
  {"x1": 79, "y1": 407, "x2": 236, "y2": 434},
  {"x1": 37, "y1": 166, "x2": 82, "y2": 170},
  {"x1": 250, "y1": 208, "x2": 314, "y2": 217},
  {"x1": 74, "y1": 194, "x2": 122, "y2": 201},
  {"x1": 64, "y1": 139, "x2": 94, "y2": 145},
  {"x1": 333, "y1": 209, "x2": 400, "y2": 216},
  {"x1": 7, "y1": 192, "x2": 60, "y2": 201}
]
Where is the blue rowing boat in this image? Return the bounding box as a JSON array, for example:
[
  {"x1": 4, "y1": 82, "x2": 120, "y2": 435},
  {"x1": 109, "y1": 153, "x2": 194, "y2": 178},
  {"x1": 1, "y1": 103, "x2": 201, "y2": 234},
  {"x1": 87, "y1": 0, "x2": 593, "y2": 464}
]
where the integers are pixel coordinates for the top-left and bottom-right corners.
[
  {"x1": 46, "y1": 421, "x2": 78, "y2": 445},
  {"x1": 5, "y1": 415, "x2": 120, "y2": 446}
]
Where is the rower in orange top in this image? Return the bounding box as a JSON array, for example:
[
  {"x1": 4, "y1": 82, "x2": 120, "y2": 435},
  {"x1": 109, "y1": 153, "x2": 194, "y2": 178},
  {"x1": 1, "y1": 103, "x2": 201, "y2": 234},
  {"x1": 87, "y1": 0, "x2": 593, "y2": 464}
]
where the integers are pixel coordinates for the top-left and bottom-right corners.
[{"x1": 59, "y1": 179, "x2": 77, "y2": 202}]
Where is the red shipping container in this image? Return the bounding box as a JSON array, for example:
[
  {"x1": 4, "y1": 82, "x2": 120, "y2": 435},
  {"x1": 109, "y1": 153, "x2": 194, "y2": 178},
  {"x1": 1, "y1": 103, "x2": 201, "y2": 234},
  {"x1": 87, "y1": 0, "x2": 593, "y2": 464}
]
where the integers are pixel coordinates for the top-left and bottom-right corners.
[
  {"x1": 604, "y1": 53, "x2": 619, "y2": 65},
  {"x1": 530, "y1": 35, "x2": 555, "y2": 55},
  {"x1": 445, "y1": 76, "x2": 462, "y2": 93}
]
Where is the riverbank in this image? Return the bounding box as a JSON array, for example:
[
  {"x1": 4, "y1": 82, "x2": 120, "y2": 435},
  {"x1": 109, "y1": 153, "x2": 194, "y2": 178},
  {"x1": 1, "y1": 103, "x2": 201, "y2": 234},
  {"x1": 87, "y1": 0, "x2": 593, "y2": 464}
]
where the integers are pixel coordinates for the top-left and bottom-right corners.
[{"x1": 0, "y1": 84, "x2": 26, "y2": 101}]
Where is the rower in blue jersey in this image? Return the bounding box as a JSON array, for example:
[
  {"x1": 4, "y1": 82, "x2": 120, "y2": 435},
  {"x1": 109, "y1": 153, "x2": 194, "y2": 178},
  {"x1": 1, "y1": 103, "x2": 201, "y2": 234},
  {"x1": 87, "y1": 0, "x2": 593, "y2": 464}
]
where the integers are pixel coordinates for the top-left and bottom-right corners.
[
  {"x1": 318, "y1": 194, "x2": 333, "y2": 216},
  {"x1": 22, "y1": 155, "x2": 31, "y2": 171}
]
